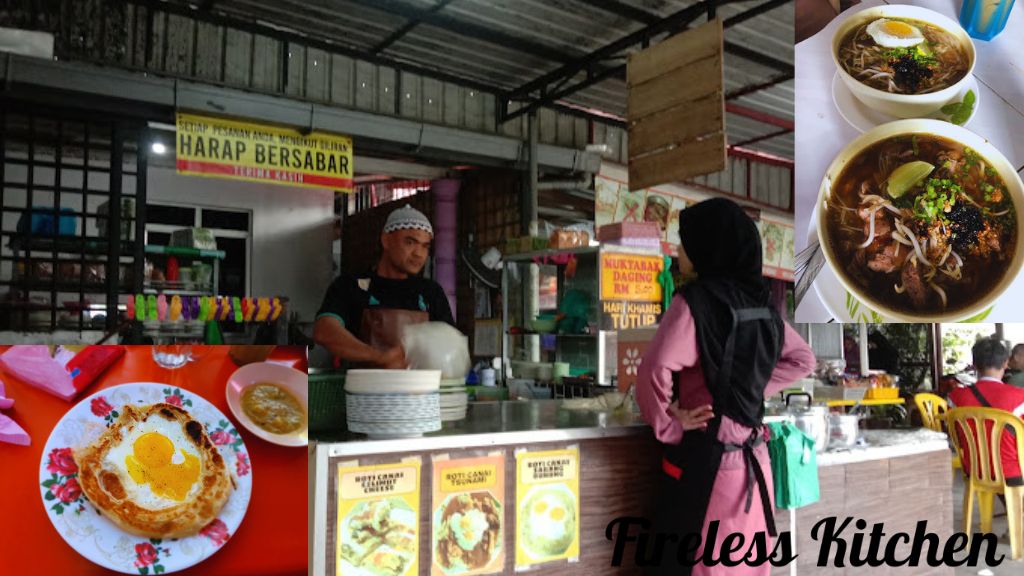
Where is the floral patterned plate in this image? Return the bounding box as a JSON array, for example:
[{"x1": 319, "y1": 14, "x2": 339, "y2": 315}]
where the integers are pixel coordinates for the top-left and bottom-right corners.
[{"x1": 39, "y1": 382, "x2": 253, "y2": 575}]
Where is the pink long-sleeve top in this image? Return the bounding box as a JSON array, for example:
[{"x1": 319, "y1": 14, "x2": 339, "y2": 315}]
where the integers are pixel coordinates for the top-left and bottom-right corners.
[{"x1": 637, "y1": 295, "x2": 816, "y2": 445}]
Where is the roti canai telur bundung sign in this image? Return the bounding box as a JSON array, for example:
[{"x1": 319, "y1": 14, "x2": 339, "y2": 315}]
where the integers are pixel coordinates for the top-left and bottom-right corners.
[
  {"x1": 175, "y1": 112, "x2": 353, "y2": 192},
  {"x1": 514, "y1": 447, "x2": 580, "y2": 570}
]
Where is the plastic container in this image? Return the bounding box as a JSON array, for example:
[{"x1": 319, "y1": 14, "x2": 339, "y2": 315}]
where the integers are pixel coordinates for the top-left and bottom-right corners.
[
  {"x1": 481, "y1": 368, "x2": 496, "y2": 387},
  {"x1": 529, "y1": 317, "x2": 558, "y2": 333},
  {"x1": 536, "y1": 363, "x2": 553, "y2": 381},
  {"x1": 960, "y1": 0, "x2": 1015, "y2": 40},
  {"x1": 553, "y1": 362, "x2": 570, "y2": 382},
  {"x1": 17, "y1": 207, "x2": 77, "y2": 236},
  {"x1": 865, "y1": 387, "x2": 899, "y2": 400}
]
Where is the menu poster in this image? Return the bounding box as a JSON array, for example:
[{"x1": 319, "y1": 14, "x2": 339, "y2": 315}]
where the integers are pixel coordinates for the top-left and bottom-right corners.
[
  {"x1": 597, "y1": 176, "x2": 682, "y2": 250},
  {"x1": 431, "y1": 454, "x2": 506, "y2": 575},
  {"x1": 761, "y1": 218, "x2": 796, "y2": 282},
  {"x1": 337, "y1": 459, "x2": 422, "y2": 576},
  {"x1": 600, "y1": 253, "x2": 665, "y2": 331},
  {"x1": 514, "y1": 447, "x2": 581, "y2": 571},
  {"x1": 595, "y1": 174, "x2": 796, "y2": 282}
]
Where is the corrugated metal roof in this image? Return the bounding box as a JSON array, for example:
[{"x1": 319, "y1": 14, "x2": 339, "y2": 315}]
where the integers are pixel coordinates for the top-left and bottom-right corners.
[{"x1": 204, "y1": 0, "x2": 794, "y2": 158}]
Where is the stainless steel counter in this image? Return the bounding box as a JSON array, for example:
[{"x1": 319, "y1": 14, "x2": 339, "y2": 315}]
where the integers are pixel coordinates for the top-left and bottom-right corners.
[{"x1": 313, "y1": 400, "x2": 650, "y2": 457}]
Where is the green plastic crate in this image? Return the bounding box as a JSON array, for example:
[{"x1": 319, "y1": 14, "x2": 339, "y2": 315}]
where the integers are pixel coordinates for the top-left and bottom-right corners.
[{"x1": 309, "y1": 373, "x2": 346, "y2": 432}]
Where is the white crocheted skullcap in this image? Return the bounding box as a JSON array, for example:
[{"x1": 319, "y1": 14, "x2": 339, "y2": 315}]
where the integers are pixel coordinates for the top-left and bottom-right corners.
[{"x1": 383, "y1": 204, "x2": 433, "y2": 236}]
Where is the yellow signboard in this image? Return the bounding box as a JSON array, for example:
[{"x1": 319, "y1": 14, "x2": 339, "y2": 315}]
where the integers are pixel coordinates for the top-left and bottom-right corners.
[
  {"x1": 176, "y1": 112, "x2": 353, "y2": 192},
  {"x1": 514, "y1": 448, "x2": 580, "y2": 570},
  {"x1": 337, "y1": 460, "x2": 421, "y2": 576},
  {"x1": 600, "y1": 253, "x2": 664, "y2": 302},
  {"x1": 431, "y1": 455, "x2": 505, "y2": 575},
  {"x1": 601, "y1": 301, "x2": 663, "y2": 330}
]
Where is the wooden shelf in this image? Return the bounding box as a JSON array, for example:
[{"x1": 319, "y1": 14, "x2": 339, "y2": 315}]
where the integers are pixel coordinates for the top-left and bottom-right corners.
[
  {"x1": 144, "y1": 245, "x2": 226, "y2": 259},
  {"x1": 8, "y1": 235, "x2": 135, "y2": 256}
]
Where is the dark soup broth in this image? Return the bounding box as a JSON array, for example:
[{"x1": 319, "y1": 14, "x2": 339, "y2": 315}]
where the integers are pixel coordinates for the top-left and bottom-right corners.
[
  {"x1": 838, "y1": 17, "x2": 969, "y2": 94},
  {"x1": 826, "y1": 134, "x2": 1015, "y2": 315}
]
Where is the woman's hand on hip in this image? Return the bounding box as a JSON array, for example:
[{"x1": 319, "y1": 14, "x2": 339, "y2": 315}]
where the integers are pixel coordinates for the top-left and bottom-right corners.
[{"x1": 670, "y1": 404, "x2": 714, "y2": 431}]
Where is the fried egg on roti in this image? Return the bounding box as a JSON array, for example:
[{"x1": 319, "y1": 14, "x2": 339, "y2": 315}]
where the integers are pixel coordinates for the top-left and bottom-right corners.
[{"x1": 74, "y1": 403, "x2": 234, "y2": 538}]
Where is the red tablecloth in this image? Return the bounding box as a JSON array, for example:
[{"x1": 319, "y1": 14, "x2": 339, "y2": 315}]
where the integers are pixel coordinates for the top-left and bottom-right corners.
[{"x1": 0, "y1": 346, "x2": 307, "y2": 576}]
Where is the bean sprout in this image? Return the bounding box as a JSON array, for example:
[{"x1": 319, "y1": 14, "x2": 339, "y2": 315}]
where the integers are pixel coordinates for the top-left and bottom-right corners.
[
  {"x1": 931, "y1": 283, "x2": 948, "y2": 308},
  {"x1": 938, "y1": 245, "x2": 953, "y2": 266},
  {"x1": 859, "y1": 210, "x2": 877, "y2": 248}
]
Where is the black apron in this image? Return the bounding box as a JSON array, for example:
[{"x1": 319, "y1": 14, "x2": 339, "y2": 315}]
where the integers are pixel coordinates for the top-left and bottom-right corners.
[
  {"x1": 651, "y1": 307, "x2": 778, "y2": 575},
  {"x1": 354, "y1": 278, "x2": 429, "y2": 367}
]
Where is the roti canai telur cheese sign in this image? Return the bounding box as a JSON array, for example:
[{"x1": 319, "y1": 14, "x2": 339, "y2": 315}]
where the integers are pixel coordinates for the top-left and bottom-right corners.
[
  {"x1": 175, "y1": 112, "x2": 353, "y2": 192},
  {"x1": 337, "y1": 460, "x2": 421, "y2": 576}
]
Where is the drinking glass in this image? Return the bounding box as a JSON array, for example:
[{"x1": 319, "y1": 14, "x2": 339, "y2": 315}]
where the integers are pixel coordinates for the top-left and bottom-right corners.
[
  {"x1": 960, "y1": 0, "x2": 1015, "y2": 40},
  {"x1": 152, "y1": 345, "x2": 193, "y2": 369}
]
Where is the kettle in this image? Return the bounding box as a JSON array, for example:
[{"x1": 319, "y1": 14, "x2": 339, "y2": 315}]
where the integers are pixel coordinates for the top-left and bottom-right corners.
[{"x1": 785, "y1": 392, "x2": 829, "y2": 453}]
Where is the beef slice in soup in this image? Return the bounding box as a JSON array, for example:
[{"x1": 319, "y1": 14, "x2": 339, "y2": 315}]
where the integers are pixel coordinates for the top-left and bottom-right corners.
[{"x1": 826, "y1": 134, "x2": 1015, "y2": 315}]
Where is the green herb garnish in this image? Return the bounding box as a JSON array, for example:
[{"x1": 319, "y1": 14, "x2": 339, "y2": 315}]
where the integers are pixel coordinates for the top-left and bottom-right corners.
[
  {"x1": 887, "y1": 46, "x2": 938, "y2": 67},
  {"x1": 914, "y1": 178, "x2": 961, "y2": 223},
  {"x1": 940, "y1": 90, "x2": 976, "y2": 126}
]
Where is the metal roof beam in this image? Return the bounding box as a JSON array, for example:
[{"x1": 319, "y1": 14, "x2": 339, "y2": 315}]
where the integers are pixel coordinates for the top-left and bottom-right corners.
[
  {"x1": 509, "y1": 0, "x2": 719, "y2": 99},
  {"x1": 725, "y1": 72, "x2": 793, "y2": 100},
  {"x1": 503, "y1": 0, "x2": 793, "y2": 122},
  {"x1": 586, "y1": 0, "x2": 660, "y2": 25},
  {"x1": 723, "y1": 41, "x2": 792, "y2": 73},
  {"x1": 371, "y1": 0, "x2": 456, "y2": 54},
  {"x1": 725, "y1": 103, "x2": 793, "y2": 129},
  {"x1": 347, "y1": 0, "x2": 577, "y2": 63},
  {"x1": 124, "y1": 0, "x2": 509, "y2": 97},
  {"x1": 722, "y1": 0, "x2": 792, "y2": 27},
  {"x1": 731, "y1": 127, "x2": 792, "y2": 148}
]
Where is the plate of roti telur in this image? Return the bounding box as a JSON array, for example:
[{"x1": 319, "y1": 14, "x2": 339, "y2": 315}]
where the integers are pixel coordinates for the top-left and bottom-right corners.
[{"x1": 39, "y1": 382, "x2": 253, "y2": 574}]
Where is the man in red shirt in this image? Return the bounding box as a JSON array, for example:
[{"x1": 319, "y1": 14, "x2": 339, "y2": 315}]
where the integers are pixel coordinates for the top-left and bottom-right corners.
[{"x1": 949, "y1": 338, "x2": 1024, "y2": 492}]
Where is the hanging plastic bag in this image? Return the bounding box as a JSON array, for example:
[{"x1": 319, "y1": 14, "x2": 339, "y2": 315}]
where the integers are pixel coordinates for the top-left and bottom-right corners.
[
  {"x1": 401, "y1": 322, "x2": 471, "y2": 379},
  {"x1": 767, "y1": 421, "x2": 820, "y2": 509}
]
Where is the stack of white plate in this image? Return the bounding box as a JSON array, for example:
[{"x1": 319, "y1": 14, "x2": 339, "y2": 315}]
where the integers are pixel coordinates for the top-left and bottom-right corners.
[
  {"x1": 439, "y1": 378, "x2": 469, "y2": 421},
  {"x1": 345, "y1": 370, "x2": 442, "y2": 438}
]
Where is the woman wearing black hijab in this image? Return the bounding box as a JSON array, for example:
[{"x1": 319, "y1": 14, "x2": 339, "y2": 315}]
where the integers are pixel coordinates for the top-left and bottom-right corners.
[{"x1": 636, "y1": 198, "x2": 815, "y2": 575}]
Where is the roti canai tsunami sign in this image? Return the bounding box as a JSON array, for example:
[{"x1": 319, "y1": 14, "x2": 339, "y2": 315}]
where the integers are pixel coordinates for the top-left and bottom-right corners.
[{"x1": 175, "y1": 112, "x2": 353, "y2": 192}]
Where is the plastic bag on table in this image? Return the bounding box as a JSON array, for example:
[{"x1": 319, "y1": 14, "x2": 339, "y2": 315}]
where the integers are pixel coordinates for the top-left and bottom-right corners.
[
  {"x1": 0, "y1": 345, "x2": 126, "y2": 401},
  {"x1": 401, "y1": 322, "x2": 471, "y2": 380}
]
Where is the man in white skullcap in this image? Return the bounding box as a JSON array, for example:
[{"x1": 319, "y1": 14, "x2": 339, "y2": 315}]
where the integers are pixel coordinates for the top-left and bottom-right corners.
[{"x1": 314, "y1": 204, "x2": 454, "y2": 368}]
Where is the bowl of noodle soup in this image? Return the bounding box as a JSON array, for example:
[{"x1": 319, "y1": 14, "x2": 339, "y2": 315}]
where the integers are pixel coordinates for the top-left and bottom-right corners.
[
  {"x1": 816, "y1": 119, "x2": 1024, "y2": 322},
  {"x1": 831, "y1": 5, "x2": 975, "y2": 119}
]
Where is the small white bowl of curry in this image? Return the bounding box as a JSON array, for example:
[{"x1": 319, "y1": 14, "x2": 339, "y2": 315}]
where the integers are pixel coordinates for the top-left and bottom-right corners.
[{"x1": 226, "y1": 361, "x2": 308, "y2": 447}]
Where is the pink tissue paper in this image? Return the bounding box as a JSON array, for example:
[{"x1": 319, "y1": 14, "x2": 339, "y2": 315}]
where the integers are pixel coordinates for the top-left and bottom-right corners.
[{"x1": 0, "y1": 378, "x2": 29, "y2": 445}]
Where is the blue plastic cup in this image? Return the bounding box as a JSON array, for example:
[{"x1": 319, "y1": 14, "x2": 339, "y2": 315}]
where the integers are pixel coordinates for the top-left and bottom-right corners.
[{"x1": 960, "y1": 0, "x2": 1015, "y2": 40}]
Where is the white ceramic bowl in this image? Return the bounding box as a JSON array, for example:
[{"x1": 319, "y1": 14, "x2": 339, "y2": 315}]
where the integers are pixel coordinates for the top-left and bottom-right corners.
[
  {"x1": 226, "y1": 361, "x2": 308, "y2": 447},
  {"x1": 831, "y1": 5, "x2": 976, "y2": 119},
  {"x1": 816, "y1": 119, "x2": 1024, "y2": 322},
  {"x1": 344, "y1": 369, "x2": 442, "y2": 394}
]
